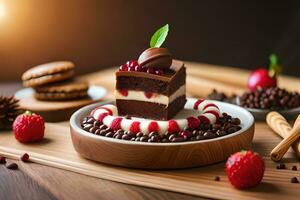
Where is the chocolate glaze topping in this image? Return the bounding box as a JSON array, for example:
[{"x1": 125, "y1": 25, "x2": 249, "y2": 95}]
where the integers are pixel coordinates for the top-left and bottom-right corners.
[{"x1": 138, "y1": 47, "x2": 172, "y2": 69}]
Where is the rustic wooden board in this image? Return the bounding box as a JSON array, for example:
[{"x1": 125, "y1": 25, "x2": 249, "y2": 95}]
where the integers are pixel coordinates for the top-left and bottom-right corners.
[{"x1": 0, "y1": 122, "x2": 300, "y2": 200}]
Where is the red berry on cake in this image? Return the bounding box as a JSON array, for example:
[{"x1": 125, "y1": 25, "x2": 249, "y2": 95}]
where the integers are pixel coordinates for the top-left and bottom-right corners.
[
  {"x1": 119, "y1": 64, "x2": 128, "y2": 71},
  {"x1": 247, "y1": 54, "x2": 281, "y2": 91},
  {"x1": 12, "y1": 111, "x2": 45, "y2": 143},
  {"x1": 226, "y1": 150, "x2": 265, "y2": 189}
]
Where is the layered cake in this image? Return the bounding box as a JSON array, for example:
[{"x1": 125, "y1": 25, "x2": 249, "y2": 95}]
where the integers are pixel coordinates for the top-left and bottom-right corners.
[{"x1": 115, "y1": 48, "x2": 186, "y2": 120}]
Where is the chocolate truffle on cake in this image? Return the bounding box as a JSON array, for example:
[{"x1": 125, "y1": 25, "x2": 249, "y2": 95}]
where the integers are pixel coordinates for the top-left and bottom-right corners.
[
  {"x1": 115, "y1": 24, "x2": 186, "y2": 120},
  {"x1": 115, "y1": 56, "x2": 186, "y2": 120}
]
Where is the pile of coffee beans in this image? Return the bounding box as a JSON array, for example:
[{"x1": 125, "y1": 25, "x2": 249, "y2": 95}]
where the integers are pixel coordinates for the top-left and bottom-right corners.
[
  {"x1": 81, "y1": 113, "x2": 241, "y2": 143},
  {"x1": 240, "y1": 87, "x2": 300, "y2": 110},
  {"x1": 207, "y1": 89, "x2": 237, "y2": 104}
]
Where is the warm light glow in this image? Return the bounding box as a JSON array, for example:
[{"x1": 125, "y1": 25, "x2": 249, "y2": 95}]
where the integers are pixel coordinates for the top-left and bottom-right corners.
[{"x1": 0, "y1": 2, "x2": 6, "y2": 19}]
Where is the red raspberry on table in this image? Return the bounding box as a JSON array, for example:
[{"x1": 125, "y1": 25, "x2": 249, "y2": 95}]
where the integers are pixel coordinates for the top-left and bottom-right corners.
[
  {"x1": 226, "y1": 150, "x2": 265, "y2": 190},
  {"x1": 13, "y1": 111, "x2": 45, "y2": 143}
]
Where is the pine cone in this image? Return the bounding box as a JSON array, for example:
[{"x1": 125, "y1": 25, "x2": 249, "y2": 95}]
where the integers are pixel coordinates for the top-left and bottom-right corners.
[{"x1": 0, "y1": 96, "x2": 20, "y2": 130}]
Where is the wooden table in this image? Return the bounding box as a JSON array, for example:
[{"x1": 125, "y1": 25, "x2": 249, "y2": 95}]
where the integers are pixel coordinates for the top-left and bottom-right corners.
[{"x1": 1, "y1": 62, "x2": 300, "y2": 200}]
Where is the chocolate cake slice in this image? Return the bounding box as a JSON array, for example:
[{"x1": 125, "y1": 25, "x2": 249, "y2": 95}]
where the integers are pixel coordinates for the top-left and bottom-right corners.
[{"x1": 115, "y1": 59, "x2": 186, "y2": 120}]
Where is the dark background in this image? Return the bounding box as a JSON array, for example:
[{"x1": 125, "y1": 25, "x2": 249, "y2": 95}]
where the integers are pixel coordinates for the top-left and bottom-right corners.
[{"x1": 0, "y1": 0, "x2": 299, "y2": 81}]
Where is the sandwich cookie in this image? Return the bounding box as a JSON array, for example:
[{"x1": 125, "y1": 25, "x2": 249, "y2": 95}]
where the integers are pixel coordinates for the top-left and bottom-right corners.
[
  {"x1": 34, "y1": 81, "x2": 89, "y2": 101},
  {"x1": 22, "y1": 61, "x2": 75, "y2": 87}
]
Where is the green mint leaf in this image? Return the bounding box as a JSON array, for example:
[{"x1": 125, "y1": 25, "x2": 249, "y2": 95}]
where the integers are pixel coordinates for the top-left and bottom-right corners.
[
  {"x1": 150, "y1": 24, "x2": 169, "y2": 48},
  {"x1": 269, "y1": 53, "x2": 282, "y2": 76},
  {"x1": 269, "y1": 54, "x2": 278, "y2": 67}
]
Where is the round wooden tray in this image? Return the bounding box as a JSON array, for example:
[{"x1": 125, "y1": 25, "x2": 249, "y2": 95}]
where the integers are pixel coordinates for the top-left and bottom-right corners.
[
  {"x1": 15, "y1": 86, "x2": 107, "y2": 122},
  {"x1": 70, "y1": 98, "x2": 255, "y2": 169}
]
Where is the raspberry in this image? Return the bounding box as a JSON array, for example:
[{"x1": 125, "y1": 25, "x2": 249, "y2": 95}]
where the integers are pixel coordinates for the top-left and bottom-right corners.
[
  {"x1": 21, "y1": 153, "x2": 29, "y2": 162},
  {"x1": 13, "y1": 111, "x2": 45, "y2": 143},
  {"x1": 148, "y1": 121, "x2": 159, "y2": 133},
  {"x1": 168, "y1": 120, "x2": 180, "y2": 133},
  {"x1": 0, "y1": 156, "x2": 6, "y2": 164},
  {"x1": 129, "y1": 121, "x2": 140, "y2": 134},
  {"x1": 226, "y1": 150, "x2": 265, "y2": 190}
]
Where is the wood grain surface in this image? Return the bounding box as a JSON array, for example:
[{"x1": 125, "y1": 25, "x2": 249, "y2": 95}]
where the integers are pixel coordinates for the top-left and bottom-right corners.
[
  {"x1": 1, "y1": 122, "x2": 300, "y2": 200},
  {"x1": 1, "y1": 61, "x2": 300, "y2": 200}
]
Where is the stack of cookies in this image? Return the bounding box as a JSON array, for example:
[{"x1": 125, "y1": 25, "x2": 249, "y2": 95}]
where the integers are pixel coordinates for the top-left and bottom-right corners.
[{"x1": 22, "y1": 61, "x2": 89, "y2": 101}]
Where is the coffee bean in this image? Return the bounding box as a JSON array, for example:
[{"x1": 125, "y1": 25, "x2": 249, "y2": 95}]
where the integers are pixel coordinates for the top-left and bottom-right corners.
[
  {"x1": 94, "y1": 129, "x2": 101, "y2": 135},
  {"x1": 122, "y1": 134, "x2": 131, "y2": 140},
  {"x1": 93, "y1": 121, "x2": 101, "y2": 127},
  {"x1": 99, "y1": 124, "x2": 107, "y2": 129},
  {"x1": 169, "y1": 134, "x2": 176, "y2": 141},
  {"x1": 115, "y1": 134, "x2": 123, "y2": 139},
  {"x1": 83, "y1": 124, "x2": 93, "y2": 131},
  {"x1": 87, "y1": 117, "x2": 95, "y2": 124},
  {"x1": 136, "y1": 132, "x2": 143, "y2": 137},
  {"x1": 291, "y1": 177, "x2": 299, "y2": 183},
  {"x1": 89, "y1": 126, "x2": 98, "y2": 134},
  {"x1": 214, "y1": 176, "x2": 220, "y2": 181},
  {"x1": 171, "y1": 137, "x2": 184, "y2": 142},
  {"x1": 276, "y1": 163, "x2": 286, "y2": 169},
  {"x1": 140, "y1": 136, "x2": 148, "y2": 142},
  {"x1": 99, "y1": 130, "x2": 106, "y2": 136},
  {"x1": 6, "y1": 163, "x2": 18, "y2": 170},
  {"x1": 105, "y1": 132, "x2": 114, "y2": 137}
]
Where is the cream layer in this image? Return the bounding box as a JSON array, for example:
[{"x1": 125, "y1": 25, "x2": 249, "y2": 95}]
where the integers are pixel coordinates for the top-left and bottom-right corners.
[{"x1": 115, "y1": 84, "x2": 186, "y2": 106}]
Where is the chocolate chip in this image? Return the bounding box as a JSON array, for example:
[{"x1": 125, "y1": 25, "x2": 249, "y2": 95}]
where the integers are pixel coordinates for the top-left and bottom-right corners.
[
  {"x1": 276, "y1": 163, "x2": 286, "y2": 169},
  {"x1": 6, "y1": 163, "x2": 18, "y2": 170},
  {"x1": 214, "y1": 176, "x2": 220, "y2": 181},
  {"x1": 122, "y1": 134, "x2": 131, "y2": 140},
  {"x1": 136, "y1": 132, "x2": 143, "y2": 137},
  {"x1": 105, "y1": 132, "x2": 114, "y2": 137},
  {"x1": 292, "y1": 166, "x2": 297, "y2": 171},
  {"x1": 291, "y1": 177, "x2": 299, "y2": 183},
  {"x1": 140, "y1": 136, "x2": 148, "y2": 142},
  {"x1": 83, "y1": 124, "x2": 93, "y2": 131}
]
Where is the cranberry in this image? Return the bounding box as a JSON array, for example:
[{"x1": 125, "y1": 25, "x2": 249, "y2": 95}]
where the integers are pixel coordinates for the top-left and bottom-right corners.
[
  {"x1": 126, "y1": 60, "x2": 132, "y2": 66},
  {"x1": 128, "y1": 66, "x2": 135, "y2": 71},
  {"x1": 144, "y1": 92, "x2": 153, "y2": 99},
  {"x1": 129, "y1": 60, "x2": 138, "y2": 68},
  {"x1": 134, "y1": 65, "x2": 142, "y2": 72},
  {"x1": 0, "y1": 156, "x2": 6, "y2": 164},
  {"x1": 180, "y1": 131, "x2": 190, "y2": 138},
  {"x1": 118, "y1": 89, "x2": 128, "y2": 97},
  {"x1": 21, "y1": 153, "x2": 29, "y2": 162},
  {"x1": 119, "y1": 64, "x2": 128, "y2": 71},
  {"x1": 147, "y1": 67, "x2": 154, "y2": 74},
  {"x1": 155, "y1": 69, "x2": 163, "y2": 75}
]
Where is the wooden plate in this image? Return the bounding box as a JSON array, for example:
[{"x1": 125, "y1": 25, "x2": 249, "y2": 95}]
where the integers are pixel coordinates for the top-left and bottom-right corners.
[
  {"x1": 15, "y1": 86, "x2": 107, "y2": 122},
  {"x1": 70, "y1": 98, "x2": 254, "y2": 169}
]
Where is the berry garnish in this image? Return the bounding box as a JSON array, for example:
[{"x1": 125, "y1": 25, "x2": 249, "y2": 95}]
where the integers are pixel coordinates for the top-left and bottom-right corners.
[
  {"x1": 247, "y1": 54, "x2": 281, "y2": 91},
  {"x1": 0, "y1": 156, "x2": 6, "y2": 164},
  {"x1": 129, "y1": 60, "x2": 138, "y2": 68},
  {"x1": 12, "y1": 111, "x2": 45, "y2": 143},
  {"x1": 147, "y1": 67, "x2": 154, "y2": 74},
  {"x1": 119, "y1": 64, "x2": 128, "y2": 71},
  {"x1": 226, "y1": 150, "x2": 265, "y2": 189},
  {"x1": 21, "y1": 153, "x2": 29, "y2": 162},
  {"x1": 155, "y1": 69, "x2": 163, "y2": 75},
  {"x1": 134, "y1": 65, "x2": 142, "y2": 72}
]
